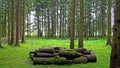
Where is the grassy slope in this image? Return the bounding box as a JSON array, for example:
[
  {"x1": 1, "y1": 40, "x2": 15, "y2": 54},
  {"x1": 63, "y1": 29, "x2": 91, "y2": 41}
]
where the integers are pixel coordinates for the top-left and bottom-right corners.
[{"x1": 0, "y1": 38, "x2": 111, "y2": 68}]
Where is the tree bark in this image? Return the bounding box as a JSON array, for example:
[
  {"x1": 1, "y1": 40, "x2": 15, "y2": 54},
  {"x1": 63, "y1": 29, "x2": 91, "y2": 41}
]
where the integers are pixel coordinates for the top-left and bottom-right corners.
[
  {"x1": 110, "y1": 0, "x2": 120, "y2": 68},
  {"x1": 8, "y1": 0, "x2": 11, "y2": 45},
  {"x1": 10, "y1": 0, "x2": 15, "y2": 45},
  {"x1": 78, "y1": 0, "x2": 84, "y2": 48},
  {"x1": 15, "y1": 0, "x2": 20, "y2": 46},
  {"x1": 106, "y1": 0, "x2": 112, "y2": 46},
  {"x1": 70, "y1": 0, "x2": 75, "y2": 49},
  {"x1": 0, "y1": 22, "x2": 1, "y2": 47},
  {"x1": 21, "y1": 0, "x2": 26, "y2": 43}
]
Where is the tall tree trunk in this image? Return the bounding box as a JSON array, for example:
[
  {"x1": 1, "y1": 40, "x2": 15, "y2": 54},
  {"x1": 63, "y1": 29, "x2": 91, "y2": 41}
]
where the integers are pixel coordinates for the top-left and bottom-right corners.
[
  {"x1": 47, "y1": 9, "x2": 50, "y2": 38},
  {"x1": 56, "y1": 0, "x2": 59, "y2": 38},
  {"x1": 78, "y1": 0, "x2": 84, "y2": 48},
  {"x1": 10, "y1": 0, "x2": 15, "y2": 45},
  {"x1": 0, "y1": 23, "x2": 1, "y2": 47},
  {"x1": 3, "y1": 5, "x2": 7, "y2": 37},
  {"x1": 106, "y1": 0, "x2": 112, "y2": 46},
  {"x1": 59, "y1": 6, "x2": 62, "y2": 38},
  {"x1": 70, "y1": 0, "x2": 75, "y2": 49},
  {"x1": 15, "y1": 0, "x2": 20, "y2": 46},
  {"x1": 110, "y1": 0, "x2": 120, "y2": 68},
  {"x1": 8, "y1": 0, "x2": 11, "y2": 45},
  {"x1": 20, "y1": 0, "x2": 23, "y2": 39},
  {"x1": 21, "y1": 0, "x2": 26, "y2": 43},
  {"x1": 51, "y1": 0, "x2": 56, "y2": 38},
  {"x1": 0, "y1": 2, "x2": 2, "y2": 47}
]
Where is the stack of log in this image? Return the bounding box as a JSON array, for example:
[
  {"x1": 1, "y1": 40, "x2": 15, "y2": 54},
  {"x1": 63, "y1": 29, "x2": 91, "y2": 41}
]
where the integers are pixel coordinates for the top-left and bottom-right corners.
[{"x1": 29, "y1": 47, "x2": 97, "y2": 65}]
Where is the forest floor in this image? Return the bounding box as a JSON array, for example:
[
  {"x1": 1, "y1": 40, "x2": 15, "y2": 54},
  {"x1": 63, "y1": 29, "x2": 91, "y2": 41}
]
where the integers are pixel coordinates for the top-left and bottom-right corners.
[{"x1": 0, "y1": 37, "x2": 111, "y2": 68}]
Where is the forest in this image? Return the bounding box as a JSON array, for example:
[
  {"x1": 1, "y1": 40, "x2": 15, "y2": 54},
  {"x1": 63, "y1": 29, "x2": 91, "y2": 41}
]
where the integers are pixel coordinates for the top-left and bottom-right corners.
[{"x1": 0, "y1": 0, "x2": 120, "y2": 68}]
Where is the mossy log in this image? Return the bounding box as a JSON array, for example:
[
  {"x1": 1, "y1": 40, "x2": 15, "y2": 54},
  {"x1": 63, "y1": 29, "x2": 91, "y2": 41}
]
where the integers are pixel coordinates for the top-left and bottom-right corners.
[
  {"x1": 75, "y1": 52, "x2": 84, "y2": 58},
  {"x1": 83, "y1": 50, "x2": 92, "y2": 55},
  {"x1": 29, "y1": 50, "x2": 36, "y2": 60},
  {"x1": 74, "y1": 48, "x2": 87, "y2": 53},
  {"x1": 54, "y1": 57, "x2": 71, "y2": 65},
  {"x1": 33, "y1": 57, "x2": 54, "y2": 65},
  {"x1": 33, "y1": 57, "x2": 72, "y2": 65},
  {"x1": 35, "y1": 53, "x2": 55, "y2": 58},
  {"x1": 30, "y1": 47, "x2": 97, "y2": 65},
  {"x1": 73, "y1": 56, "x2": 88, "y2": 63},
  {"x1": 38, "y1": 48, "x2": 54, "y2": 53},
  {"x1": 85, "y1": 55, "x2": 97, "y2": 62},
  {"x1": 59, "y1": 49, "x2": 77, "y2": 60},
  {"x1": 53, "y1": 47, "x2": 60, "y2": 53}
]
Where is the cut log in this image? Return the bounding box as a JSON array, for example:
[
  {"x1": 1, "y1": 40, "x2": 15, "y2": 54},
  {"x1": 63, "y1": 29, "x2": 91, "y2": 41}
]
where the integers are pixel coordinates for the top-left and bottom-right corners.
[
  {"x1": 53, "y1": 47, "x2": 60, "y2": 53},
  {"x1": 29, "y1": 50, "x2": 36, "y2": 60},
  {"x1": 38, "y1": 48, "x2": 54, "y2": 53},
  {"x1": 59, "y1": 49, "x2": 77, "y2": 60},
  {"x1": 54, "y1": 57, "x2": 72, "y2": 65},
  {"x1": 35, "y1": 53, "x2": 55, "y2": 58},
  {"x1": 33, "y1": 57, "x2": 72, "y2": 65},
  {"x1": 73, "y1": 56, "x2": 88, "y2": 63},
  {"x1": 33, "y1": 57, "x2": 54, "y2": 65},
  {"x1": 83, "y1": 50, "x2": 92, "y2": 55},
  {"x1": 74, "y1": 48, "x2": 87, "y2": 53},
  {"x1": 75, "y1": 52, "x2": 83, "y2": 58},
  {"x1": 85, "y1": 55, "x2": 97, "y2": 62}
]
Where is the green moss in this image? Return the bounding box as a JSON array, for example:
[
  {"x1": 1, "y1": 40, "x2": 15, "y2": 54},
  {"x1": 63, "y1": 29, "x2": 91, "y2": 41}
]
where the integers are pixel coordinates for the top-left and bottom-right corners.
[
  {"x1": 59, "y1": 49, "x2": 77, "y2": 60},
  {"x1": 54, "y1": 57, "x2": 68, "y2": 65},
  {"x1": 75, "y1": 52, "x2": 83, "y2": 57}
]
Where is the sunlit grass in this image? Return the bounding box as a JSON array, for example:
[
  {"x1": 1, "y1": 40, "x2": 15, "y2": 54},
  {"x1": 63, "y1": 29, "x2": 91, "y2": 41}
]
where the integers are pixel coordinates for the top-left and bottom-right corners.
[{"x1": 0, "y1": 38, "x2": 111, "y2": 68}]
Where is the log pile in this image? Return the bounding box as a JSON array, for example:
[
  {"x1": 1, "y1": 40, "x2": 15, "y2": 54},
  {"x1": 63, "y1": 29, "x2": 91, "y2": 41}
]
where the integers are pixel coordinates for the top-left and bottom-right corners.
[{"x1": 29, "y1": 47, "x2": 97, "y2": 65}]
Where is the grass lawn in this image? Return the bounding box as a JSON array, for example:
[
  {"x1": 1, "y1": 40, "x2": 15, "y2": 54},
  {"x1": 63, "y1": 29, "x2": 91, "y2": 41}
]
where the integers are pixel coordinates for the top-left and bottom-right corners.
[{"x1": 0, "y1": 38, "x2": 111, "y2": 68}]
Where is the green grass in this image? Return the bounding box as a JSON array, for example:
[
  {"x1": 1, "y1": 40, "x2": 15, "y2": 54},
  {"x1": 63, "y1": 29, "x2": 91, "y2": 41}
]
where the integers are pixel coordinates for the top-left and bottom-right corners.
[{"x1": 0, "y1": 38, "x2": 111, "y2": 68}]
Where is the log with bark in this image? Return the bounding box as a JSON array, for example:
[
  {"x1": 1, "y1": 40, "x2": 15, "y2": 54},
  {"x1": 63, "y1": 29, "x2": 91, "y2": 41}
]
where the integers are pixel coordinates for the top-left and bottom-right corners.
[
  {"x1": 73, "y1": 56, "x2": 88, "y2": 63},
  {"x1": 33, "y1": 57, "x2": 73, "y2": 65},
  {"x1": 74, "y1": 48, "x2": 87, "y2": 53},
  {"x1": 29, "y1": 50, "x2": 36, "y2": 60},
  {"x1": 83, "y1": 50, "x2": 92, "y2": 55},
  {"x1": 59, "y1": 49, "x2": 77, "y2": 60},
  {"x1": 53, "y1": 47, "x2": 60, "y2": 53},
  {"x1": 33, "y1": 57, "x2": 54, "y2": 65},
  {"x1": 38, "y1": 48, "x2": 54, "y2": 53},
  {"x1": 85, "y1": 55, "x2": 97, "y2": 62},
  {"x1": 35, "y1": 53, "x2": 56, "y2": 58},
  {"x1": 54, "y1": 57, "x2": 72, "y2": 65}
]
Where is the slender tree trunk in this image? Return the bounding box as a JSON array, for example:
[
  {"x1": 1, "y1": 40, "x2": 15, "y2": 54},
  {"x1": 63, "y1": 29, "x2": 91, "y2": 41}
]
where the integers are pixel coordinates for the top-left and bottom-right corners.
[
  {"x1": 15, "y1": 0, "x2": 20, "y2": 46},
  {"x1": 8, "y1": 0, "x2": 11, "y2": 45},
  {"x1": 70, "y1": 0, "x2": 75, "y2": 49},
  {"x1": 78, "y1": 0, "x2": 84, "y2": 48},
  {"x1": 56, "y1": 0, "x2": 59, "y2": 38},
  {"x1": 10, "y1": 0, "x2": 15, "y2": 45},
  {"x1": 110, "y1": 0, "x2": 120, "y2": 67},
  {"x1": 0, "y1": 21, "x2": 2, "y2": 48},
  {"x1": 21, "y1": 0, "x2": 26, "y2": 43},
  {"x1": 47, "y1": 9, "x2": 50, "y2": 38},
  {"x1": 0, "y1": 3, "x2": 2, "y2": 47},
  {"x1": 59, "y1": 6, "x2": 62, "y2": 38},
  {"x1": 20, "y1": 0, "x2": 23, "y2": 39},
  {"x1": 106, "y1": 0, "x2": 112, "y2": 46},
  {"x1": 3, "y1": 7, "x2": 7, "y2": 37}
]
